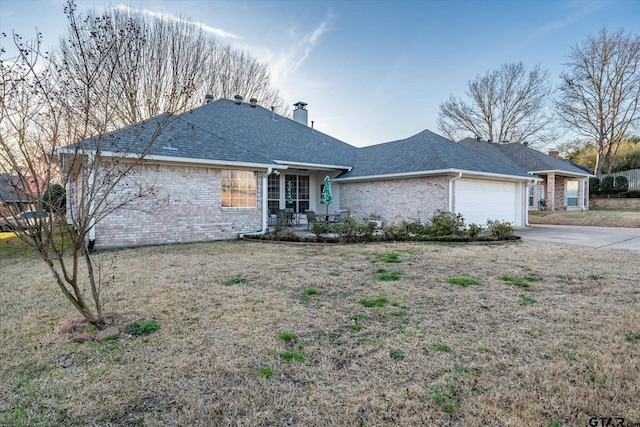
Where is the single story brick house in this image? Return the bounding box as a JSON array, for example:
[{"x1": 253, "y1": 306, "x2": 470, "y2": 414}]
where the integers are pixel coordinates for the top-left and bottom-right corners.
[
  {"x1": 458, "y1": 138, "x2": 593, "y2": 211},
  {"x1": 61, "y1": 97, "x2": 549, "y2": 249}
]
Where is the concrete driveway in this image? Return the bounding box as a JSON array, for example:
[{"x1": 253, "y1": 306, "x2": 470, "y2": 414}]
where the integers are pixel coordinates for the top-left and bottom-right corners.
[{"x1": 516, "y1": 224, "x2": 640, "y2": 254}]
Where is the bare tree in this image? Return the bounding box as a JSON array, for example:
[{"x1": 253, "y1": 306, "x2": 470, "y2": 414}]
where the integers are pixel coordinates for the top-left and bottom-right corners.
[
  {"x1": 437, "y1": 62, "x2": 553, "y2": 146},
  {"x1": 56, "y1": 5, "x2": 287, "y2": 128},
  {"x1": 557, "y1": 28, "x2": 640, "y2": 175},
  {"x1": 0, "y1": 1, "x2": 172, "y2": 325}
]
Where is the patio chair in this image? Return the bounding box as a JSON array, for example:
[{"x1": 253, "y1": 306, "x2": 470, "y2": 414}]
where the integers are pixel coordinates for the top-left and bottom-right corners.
[
  {"x1": 276, "y1": 209, "x2": 288, "y2": 227},
  {"x1": 268, "y1": 209, "x2": 277, "y2": 226},
  {"x1": 305, "y1": 210, "x2": 318, "y2": 229},
  {"x1": 330, "y1": 210, "x2": 350, "y2": 223}
]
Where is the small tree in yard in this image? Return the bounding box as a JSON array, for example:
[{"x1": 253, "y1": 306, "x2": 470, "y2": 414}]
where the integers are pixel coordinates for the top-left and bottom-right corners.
[{"x1": 0, "y1": 2, "x2": 172, "y2": 326}]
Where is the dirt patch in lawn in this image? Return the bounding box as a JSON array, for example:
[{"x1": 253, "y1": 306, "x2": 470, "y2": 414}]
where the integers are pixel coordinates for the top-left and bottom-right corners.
[
  {"x1": 1, "y1": 240, "x2": 639, "y2": 426},
  {"x1": 529, "y1": 209, "x2": 640, "y2": 227}
]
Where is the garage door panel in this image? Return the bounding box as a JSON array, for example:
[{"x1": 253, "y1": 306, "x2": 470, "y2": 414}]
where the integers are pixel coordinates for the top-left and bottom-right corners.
[{"x1": 456, "y1": 179, "x2": 518, "y2": 225}]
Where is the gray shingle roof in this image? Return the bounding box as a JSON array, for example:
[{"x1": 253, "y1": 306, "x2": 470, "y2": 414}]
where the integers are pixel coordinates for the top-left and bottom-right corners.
[
  {"x1": 181, "y1": 99, "x2": 357, "y2": 168},
  {"x1": 64, "y1": 112, "x2": 276, "y2": 166},
  {"x1": 62, "y1": 99, "x2": 546, "y2": 181},
  {"x1": 337, "y1": 130, "x2": 533, "y2": 180},
  {"x1": 0, "y1": 174, "x2": 28, "y2": 203},
  {"x1": 458, "y1": 138, "x2": 592, "y2": 176}
]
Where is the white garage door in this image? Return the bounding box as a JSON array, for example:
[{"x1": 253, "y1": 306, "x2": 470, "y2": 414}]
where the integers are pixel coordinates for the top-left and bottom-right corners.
[{"x1": 455, "y1": 179, "x2": 519, "y2": 226}]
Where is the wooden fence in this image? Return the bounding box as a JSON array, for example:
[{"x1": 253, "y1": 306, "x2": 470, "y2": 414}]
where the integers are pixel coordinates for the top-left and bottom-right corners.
[{"x1": 597, "y1": 168, "x2": 640, "y2": 189}]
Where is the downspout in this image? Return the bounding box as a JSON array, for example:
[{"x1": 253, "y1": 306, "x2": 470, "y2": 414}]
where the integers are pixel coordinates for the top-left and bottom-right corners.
[
  {"x1": 240, "y1": 167, "x2": 272, "y2": 238},
  {"x1": 87, "y1": 154, "x2": 96, "y2": 252},
  {"x1": 582, "y1": 178, "x2": 588, "y2": 211},
  {"x1": 448, "y1": 172, "x2": 463, "y2": 212},
  {"x1": 525, "y1": 180, "x2": 534, "y2": 226}
]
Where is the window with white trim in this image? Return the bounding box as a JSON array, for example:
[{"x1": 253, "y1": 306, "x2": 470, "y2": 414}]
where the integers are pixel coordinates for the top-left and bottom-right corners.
[
  {"x1": 284, "y1": 174, "x2": 309, "y2": 213},
  {"x1": 267, "y1": 174, "x2": 280, "y2": 214},
  {"x1": 567, "y1": 181, "x2": 579, "y2": 207},
  {"x1": 221, "y1": 170, "x2": 257, "y2": 208},
  {"x1": 528, "y1": 185, "x2": 534, "y2": 207}
]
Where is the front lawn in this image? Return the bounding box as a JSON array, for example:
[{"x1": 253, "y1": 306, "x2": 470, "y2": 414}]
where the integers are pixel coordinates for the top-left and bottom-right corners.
[
  {"x1": 529, "y1": 209, "x2": 640, "y2": 227},
  {"x1": 1, "y1": 241, "x2": 639, "y2": 426}
]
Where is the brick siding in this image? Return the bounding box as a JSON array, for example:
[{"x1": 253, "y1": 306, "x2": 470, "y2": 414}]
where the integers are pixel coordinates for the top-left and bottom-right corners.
[
  {"x1": 590, "y1": 198, "x2": 640, "y2": 209},
  {"x1": 339, "y1": 176, "x2": 449, "y2": 225},
  {"x1": 90, "y1": 163, "x2": 263, "y2": 249}
]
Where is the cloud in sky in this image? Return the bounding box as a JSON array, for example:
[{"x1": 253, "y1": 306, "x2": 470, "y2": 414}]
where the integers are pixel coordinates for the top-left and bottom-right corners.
[
  {"x1": 112, "y1": 4, "x2": 329, "y2": 99},
  {"x1": 113, "y1": 4, "x2": 241, "y2": 39},
  {"x1": 267, "y1": 17, "x2": 331, "y2": 91},
  {"x1": 534, "y1": 0, "x2": 607, "y2": 36}
]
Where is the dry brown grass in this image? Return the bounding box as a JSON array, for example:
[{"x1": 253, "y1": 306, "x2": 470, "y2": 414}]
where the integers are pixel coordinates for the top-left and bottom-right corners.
[
  {"x1": 529, "y1": 209, "x2": 640, "y2": 227},
  {"x1": 1, "y1": 240, "x2": 639, "y2": 426}
]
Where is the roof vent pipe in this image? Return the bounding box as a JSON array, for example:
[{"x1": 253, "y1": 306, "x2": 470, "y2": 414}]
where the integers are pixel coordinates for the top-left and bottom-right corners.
[
  {"x1": 249, "y1": 98, "x2": 258, "y2": 108},
  {"x1": 234, "y1": 95, "x2": 243, "y2": 105},
  {"x1": 271, "y1": 106, "x2": 276, "y2": 121},
  {"x1": 293, "y1": 101, "x2": 308, "y2": 126},
  {"x1": 205, "y1": 94, "x2": 214, "y2": 104}
]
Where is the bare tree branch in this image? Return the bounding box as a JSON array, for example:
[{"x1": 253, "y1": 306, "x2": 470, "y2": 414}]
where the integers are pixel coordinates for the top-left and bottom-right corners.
[
  {"x1": 437, "y1": 62, "x2": 553, "y2": 147},
  {"x1": 55, "y1": 5, "x2": 288, "y2": 129},
  {"x1": 556, "y1": 28, "x2": 640, "y2": 174}
]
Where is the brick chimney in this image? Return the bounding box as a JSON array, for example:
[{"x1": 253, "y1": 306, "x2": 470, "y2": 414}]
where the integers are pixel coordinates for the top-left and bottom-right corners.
[{"x1": 548, "y1": 150, "x2": 559, "y2": 159}]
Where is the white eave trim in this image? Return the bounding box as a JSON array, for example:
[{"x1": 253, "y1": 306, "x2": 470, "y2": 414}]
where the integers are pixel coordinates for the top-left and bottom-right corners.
[
  {"x1": 57, "y1": 149, "x2": 281, "y2": 170},
  {"x1": 273, "y1": 160, "x2": 353, "y2": 171},
  {"x1": 530, "y1": 169, "x2": 593, "y2": 178},
  {"x1": 334, "y1": 168, "x2": 540, "y2": 183}
]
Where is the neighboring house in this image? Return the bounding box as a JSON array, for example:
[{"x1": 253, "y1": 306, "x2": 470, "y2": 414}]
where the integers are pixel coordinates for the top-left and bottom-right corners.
[
  {"x1": 0, "y1": 174, "x2": 32, "y2": 216},
  {"x1": 458, "y1": 138, "x2": 593, "y2": 211},
  {"x1": 61, "y1": 97, "x2": 538, "y2": 249}
]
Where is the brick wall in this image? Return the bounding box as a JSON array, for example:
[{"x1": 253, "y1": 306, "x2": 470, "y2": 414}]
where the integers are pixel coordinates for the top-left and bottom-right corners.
[
  {"x1": 339, "y1": 176, "x2": 449, "y2": 225},
  {"x1": 590, "y1": 198, "x2": 640, "y2": 209},
  {"x1": 92, "y1": 163, "x2": 263, "y2": 249},
  {"x1": 553, "y1": 177, "x2": 565, "y2": 210}
]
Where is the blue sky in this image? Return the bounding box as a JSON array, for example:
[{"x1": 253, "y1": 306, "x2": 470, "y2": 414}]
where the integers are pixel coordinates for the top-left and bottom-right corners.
[{"x1": 1, "y1": 0, "x2": 639, "y2": 147}]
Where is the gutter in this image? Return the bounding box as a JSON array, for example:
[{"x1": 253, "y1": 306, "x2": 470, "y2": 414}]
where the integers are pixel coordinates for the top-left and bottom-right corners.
[
  {"x1": 239, "y1": 167, "x2": 272, "y2": 238},
  {"x1": 334, "y1": 168, "x2": 539, "y2": 183},
  {"x1": 448, "y1": 172, "x2": 463, "y2": 212},
  {"x1": 529, "y1": 169, "x2": 593, "y2": 178}
]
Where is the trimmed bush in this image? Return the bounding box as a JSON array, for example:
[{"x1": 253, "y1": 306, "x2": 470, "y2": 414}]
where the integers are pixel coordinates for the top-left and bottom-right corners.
[
  {"x1": 486, "y1": 219, "x2": 515, "y2": 240},
  {"x1": 614, "y1": 175, "x2": 629, "y2": 192},
  {"x1": 311, "y1": 221, "x2": 331, "y2": 238},
  {"x1": 600, "y1": 176, "x2": 615, "y2": 192},
  {"x1": 334, "y1": 217, "x2": 376, "y2": 243},
  {"x1": 588, "y1": 177, "x2": 600, "y2": 193},
  {"x1": 382, "y1": 220, "x2": 427, "y2": 241},
  {"x1": 428, "y1": 210, "x2": 466, "y2": 236},
  {"x1": 467, "y1": 223, "x2": 483, "y2": 240}
]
